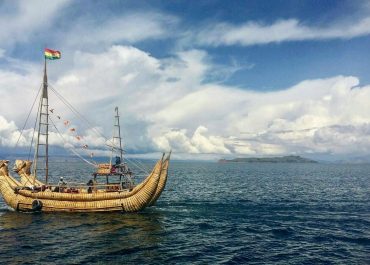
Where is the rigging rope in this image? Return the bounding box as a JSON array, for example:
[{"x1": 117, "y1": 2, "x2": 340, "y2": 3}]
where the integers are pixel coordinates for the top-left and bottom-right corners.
[
  {"x1": 48, "y1": 85, "x2": 151, "y2": 174},
  {"x1": 15, "y1": 84, "x2": 42, "y2": 149},
  {"x1": 106, "y1": 144, "x2": 150, "y2": 175},
  {"x1": 48, "y1": 108, "x2": 97, "y2": 161},
  {"x1": 49, "y1": 117, "x2": 98, "y2": 168},
  {"x1": 49, "y1": 85, "x2": 107, "y2": 140},
  {"x1": 28, "y1": 95, "x2": 41, "y2": 161},
  {"x1": 12, "y1": 75, "x2": 155, "y2": 182}
]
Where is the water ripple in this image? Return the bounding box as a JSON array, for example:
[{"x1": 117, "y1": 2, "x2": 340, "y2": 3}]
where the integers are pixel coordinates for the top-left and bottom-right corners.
[{"x1": 0, "y1": 161, "x2": 369, "y2": 264}]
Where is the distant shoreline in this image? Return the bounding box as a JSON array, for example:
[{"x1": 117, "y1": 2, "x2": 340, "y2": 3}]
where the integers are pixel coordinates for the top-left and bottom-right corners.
[{"x1": 219, "y1": 155, "x2": 318, "y2": 163}]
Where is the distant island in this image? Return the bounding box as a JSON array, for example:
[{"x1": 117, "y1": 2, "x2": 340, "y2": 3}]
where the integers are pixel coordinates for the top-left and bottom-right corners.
[{"x1": 219, "y1": 155, "x2": 318, "y2": 163}]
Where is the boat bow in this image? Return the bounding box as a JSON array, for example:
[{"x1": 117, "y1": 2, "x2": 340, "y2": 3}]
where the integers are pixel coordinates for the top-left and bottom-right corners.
[
  {"x1": 13, "y1": 160, "x2": 44, "y2": 186},
  {"x1": 148, "y1": 152, "x2": 171, "y2": 206}
]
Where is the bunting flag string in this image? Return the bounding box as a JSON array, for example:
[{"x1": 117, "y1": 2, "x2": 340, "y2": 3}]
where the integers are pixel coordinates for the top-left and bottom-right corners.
[{"x1": 48, "y1": 107, "x2": 96, "y2": 158}]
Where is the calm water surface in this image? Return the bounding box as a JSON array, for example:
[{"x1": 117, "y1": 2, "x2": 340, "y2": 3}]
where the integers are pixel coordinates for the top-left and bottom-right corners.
[{"x1": 0, "y1": 161, "x2": 369, "y2": 264}]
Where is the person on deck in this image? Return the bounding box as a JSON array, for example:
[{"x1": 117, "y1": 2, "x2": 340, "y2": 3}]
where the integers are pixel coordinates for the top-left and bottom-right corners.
[
  {"x1": 115, "y1": 156, "x2": 121, "y2": 165},
  {"x1": 112, "y1": 156, "x2": 120, "y2": 173},
  {"x1": 87, "y1": 179, "x2": 95, "y2": 194},
  {"x1": 57, "y1": 177, "x2": 67, "y2": 192}
]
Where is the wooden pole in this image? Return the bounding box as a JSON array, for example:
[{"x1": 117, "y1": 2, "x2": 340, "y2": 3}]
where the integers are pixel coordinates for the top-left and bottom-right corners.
[
  {"x1": 33, "y1": 57, "x2": 49, "y2": 184},
  {"x1": 44, "y1": 58, "x2": 49, "y2": 184}
]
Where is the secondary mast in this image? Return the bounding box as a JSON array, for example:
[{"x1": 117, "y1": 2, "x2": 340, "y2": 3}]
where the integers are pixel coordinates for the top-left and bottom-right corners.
[{"x1": 110, "y1": 107, "x2": 124, "y2": 166}]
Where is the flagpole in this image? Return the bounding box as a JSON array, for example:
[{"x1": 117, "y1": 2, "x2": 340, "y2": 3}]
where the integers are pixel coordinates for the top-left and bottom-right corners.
[
  {"x1": 44, "y1": 56, "x2": 49, "y2": 184},
  {"x1": 33, "y1": 54, "x2": 49, "y2": 184},
  {"x1": 33, "y1": 48, "x2": 61, "y2": 184}
]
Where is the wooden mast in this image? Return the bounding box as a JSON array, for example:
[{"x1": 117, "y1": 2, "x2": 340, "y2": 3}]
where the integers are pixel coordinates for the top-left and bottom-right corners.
[
  {"x1": 33, "y1": 58, "x2": 49, "y2": 183},
  {"x1": 110, "y1": 107, "x2": 124, "y2": 165},
  {"x1": 115, "y1": 107, "x2": 123, "y2": 163}
]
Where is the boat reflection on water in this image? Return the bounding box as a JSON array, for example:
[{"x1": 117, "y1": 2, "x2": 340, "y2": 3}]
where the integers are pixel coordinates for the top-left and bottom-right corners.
[{"x1": 0, "y1": 210, "x2": 166, "y2": 263}]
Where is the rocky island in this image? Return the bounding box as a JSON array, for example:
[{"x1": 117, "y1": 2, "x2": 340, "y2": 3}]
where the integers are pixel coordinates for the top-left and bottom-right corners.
[{"x1": 219, "y1": 155, "x2": 318, "y2": 163}]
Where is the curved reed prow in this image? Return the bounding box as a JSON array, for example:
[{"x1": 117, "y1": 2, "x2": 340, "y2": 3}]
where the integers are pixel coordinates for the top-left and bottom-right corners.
[
  {"x1": 0, "y1": 160, "x2": 23, "y2": 189},
  {"x1": 13, "y1": 160, "x2": 32, "y2": 175},
  {"x1": 14, "y1": 160, "x2": 43, "y2": 186},
  {"x1": 148, "y1": 151, "x2": 171, "y2": 206},
  {"x1": 0, "y1": 160, "x2": 10, "y2": 177}
]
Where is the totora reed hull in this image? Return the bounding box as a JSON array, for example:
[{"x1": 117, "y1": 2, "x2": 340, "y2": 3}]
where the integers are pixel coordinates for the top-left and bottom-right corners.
[
  {"x1": 0, "y1": 51, "x2": 171, "y2": 213},
  {"x1": 0, "y1": 154, "x2": 170, "y2": 213}
]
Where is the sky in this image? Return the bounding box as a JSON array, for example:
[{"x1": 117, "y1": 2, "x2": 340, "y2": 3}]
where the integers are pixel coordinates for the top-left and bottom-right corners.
[{"x1": 1, "y1": 0, "x2": 370, "y2": 160}]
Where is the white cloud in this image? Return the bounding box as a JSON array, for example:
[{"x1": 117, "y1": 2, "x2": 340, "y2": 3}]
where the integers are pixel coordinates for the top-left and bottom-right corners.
[
  {"x1": 0, "y1": 46, "x2": 209, "y2": 155},
  {"x1": 0, "y1": 2, "x2": 177, "y2": 56},
  {"x1": 195, "y1": 17, "x2": 370, "y2": 46},
  {"x1": 0, "y1": 116, "x2": 19, "y2": 147},
  {"x1": 0, "y1": 113, "x2": 110, "y2": 161},
  {"x1": 0, "y1": 0, "x2": 70, "y2": 48},
  {"x1": 2, "y1": 45, "x2": 370, "y2": 159},
  {"x1": 2, "y1": 2, "x2": 370, "y2": 160},
  {"x1": 0, "y1": 66, "x2": 41, "y2": 123},
  {"x1": 155, "y1": 126, "x2": 231, "y2": 154},
  {"x1": 62, "y1": 12, "x2": 178, "y2": 49},
  {"x1": 150, "y1": 73, "x2": 370, "y2": 156}
]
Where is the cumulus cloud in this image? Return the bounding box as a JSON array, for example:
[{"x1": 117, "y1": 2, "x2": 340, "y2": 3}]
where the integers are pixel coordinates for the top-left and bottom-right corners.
[
  {"x1": 2, "y1": 45, "x2": 370, "y2": 158},
  {"x1": 155, "y1": 126, "x2": 231, "y2": 154},
  {"x1": 194, "y1": 17, "x2": 370, "y2": 46},
  {"x1": 0, "y1": 65, "x2": 41, "y2": 123},
  {"x1": 0, "y1": 113, "x2": 110, "y2": 159},
  {"x1": 224, "y1": 77, "x2": 370, "y2": 155},
  {"x1": 150, "y1": 73, "x2": 370, "y2": 156},
  {"x1": 0, "y1": 46, "x2": 211, "y2": 155},
  {"x1": 2, "y1": 2, "x2": 370, "y2": 160},
  {"x1": 0, "y1": 116, "x2": 20, "y2": 147}
]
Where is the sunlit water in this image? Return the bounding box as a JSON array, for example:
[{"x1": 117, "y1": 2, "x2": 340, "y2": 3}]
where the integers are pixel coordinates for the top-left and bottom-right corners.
[{"x1": 0, "y1": 161, "x2": 369, "y2": 264}]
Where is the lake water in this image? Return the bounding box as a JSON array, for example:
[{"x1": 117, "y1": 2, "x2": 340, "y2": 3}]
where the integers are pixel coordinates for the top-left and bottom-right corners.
[{"x1": 0, "y1": 161, "x2": 369, "y2": 264}]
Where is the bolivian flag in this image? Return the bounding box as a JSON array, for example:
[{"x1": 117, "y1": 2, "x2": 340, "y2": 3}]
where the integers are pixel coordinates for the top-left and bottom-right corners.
[{"x1": 44, "y1": 48, "x2": 61, "y2": 60}]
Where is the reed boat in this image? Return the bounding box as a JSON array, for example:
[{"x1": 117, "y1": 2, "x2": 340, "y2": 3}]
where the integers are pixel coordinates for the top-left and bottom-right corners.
[{"x1": 0, "y1": 49, "x2": 170, "y2": 212}]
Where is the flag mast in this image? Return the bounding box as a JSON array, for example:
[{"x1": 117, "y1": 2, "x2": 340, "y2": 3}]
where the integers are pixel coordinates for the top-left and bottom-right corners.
[{"x1": 33, "y1": 55, "x2": 49, "y2": 183}]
